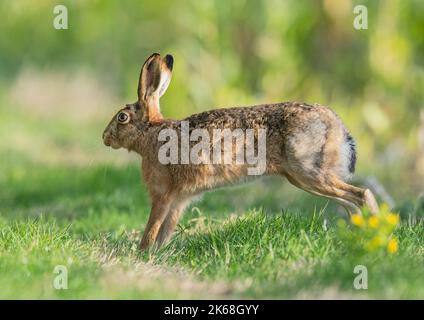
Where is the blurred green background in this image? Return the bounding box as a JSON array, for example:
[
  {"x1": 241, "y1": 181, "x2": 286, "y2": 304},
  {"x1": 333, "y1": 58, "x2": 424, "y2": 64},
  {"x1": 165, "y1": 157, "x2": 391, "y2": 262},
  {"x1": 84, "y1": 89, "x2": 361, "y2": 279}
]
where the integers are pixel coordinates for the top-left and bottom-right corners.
[{"x1": 0, "y1": 0, "x2": 423, "y2": 201}]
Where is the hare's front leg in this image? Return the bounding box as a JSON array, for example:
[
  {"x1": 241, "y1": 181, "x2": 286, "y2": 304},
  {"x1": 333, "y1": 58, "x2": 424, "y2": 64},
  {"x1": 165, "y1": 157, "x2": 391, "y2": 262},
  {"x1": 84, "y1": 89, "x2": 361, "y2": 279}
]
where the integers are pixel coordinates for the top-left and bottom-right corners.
[
  {"x1": 139, "y1": 194, "x2": 173, "y2": 251},
  {"x1": 155, "y1": 198, "x2": 191, "y2": 248}
]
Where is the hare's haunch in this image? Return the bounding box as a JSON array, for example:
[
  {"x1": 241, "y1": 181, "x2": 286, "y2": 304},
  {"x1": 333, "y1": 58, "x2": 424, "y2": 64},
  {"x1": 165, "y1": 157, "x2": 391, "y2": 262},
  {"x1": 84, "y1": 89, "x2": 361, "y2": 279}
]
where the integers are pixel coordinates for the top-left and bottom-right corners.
[{"x1": 103, "y1": 53, "x2": 378, "y2": 251}]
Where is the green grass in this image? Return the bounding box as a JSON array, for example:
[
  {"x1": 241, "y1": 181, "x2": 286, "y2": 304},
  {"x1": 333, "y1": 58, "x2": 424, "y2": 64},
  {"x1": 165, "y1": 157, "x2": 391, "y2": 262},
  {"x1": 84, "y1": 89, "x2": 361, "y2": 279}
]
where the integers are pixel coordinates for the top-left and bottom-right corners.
[{"x1": 1, "y1": 154, "x2": 423, "y2": 299}]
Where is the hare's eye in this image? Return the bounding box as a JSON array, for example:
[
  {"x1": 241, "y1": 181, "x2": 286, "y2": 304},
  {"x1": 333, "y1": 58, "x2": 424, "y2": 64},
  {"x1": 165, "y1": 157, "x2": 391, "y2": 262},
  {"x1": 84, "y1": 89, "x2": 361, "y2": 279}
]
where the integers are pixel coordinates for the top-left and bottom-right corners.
[{"x1": 117, "y1": 112, "x2": 130, "y2": 124}]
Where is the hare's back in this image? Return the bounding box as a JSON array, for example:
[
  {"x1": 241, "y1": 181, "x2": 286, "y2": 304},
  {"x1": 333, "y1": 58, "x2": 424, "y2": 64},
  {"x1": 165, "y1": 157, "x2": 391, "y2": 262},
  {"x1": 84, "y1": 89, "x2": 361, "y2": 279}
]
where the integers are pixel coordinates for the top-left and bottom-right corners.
[{"x1": 183, "y1": 101, "x2": 319, "y2": 131}]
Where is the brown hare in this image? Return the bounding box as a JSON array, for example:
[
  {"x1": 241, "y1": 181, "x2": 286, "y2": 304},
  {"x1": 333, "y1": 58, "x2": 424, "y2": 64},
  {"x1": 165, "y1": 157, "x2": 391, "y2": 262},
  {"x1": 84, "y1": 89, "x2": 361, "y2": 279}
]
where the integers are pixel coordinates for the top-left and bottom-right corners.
[{"x1": 103, "y1": 53, "x2": 379, "y2": 251}]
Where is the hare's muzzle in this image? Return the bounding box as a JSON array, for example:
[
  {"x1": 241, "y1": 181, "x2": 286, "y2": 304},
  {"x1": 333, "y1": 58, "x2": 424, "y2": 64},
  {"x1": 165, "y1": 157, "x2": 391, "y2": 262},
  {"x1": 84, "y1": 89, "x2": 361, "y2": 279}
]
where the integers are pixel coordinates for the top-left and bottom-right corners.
[
  {"x1": 103, "y1": 131, "x2": 121, "y2": 149},
  {"x1": 103, "y1": 131, "x2": 111, "y2": 146}
]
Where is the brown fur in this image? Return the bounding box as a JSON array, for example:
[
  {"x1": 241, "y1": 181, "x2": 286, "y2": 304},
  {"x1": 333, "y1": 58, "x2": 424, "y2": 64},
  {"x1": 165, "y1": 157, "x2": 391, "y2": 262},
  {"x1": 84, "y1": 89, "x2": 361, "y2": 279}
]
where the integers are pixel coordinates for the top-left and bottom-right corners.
[{"x1": 103, "y1": 53, "x2": 379, "y2": 251}]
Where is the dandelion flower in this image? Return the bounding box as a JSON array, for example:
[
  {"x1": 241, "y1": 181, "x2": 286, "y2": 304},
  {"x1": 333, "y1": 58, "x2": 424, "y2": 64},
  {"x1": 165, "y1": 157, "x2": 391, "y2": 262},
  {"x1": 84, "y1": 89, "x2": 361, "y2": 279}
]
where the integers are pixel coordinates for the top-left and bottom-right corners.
[
  {"x1": 387, "y1": 238, "x2": 398, "y2": 254},
  {"x1": 351, "y1": 214, "x2": 364, "y2": 226},
  {"x1": 368, "y1": 216, "x2": 379, "y2": 228},
  {"x1": 386, "y1": 213, "x2": 399, "y2": 226}
]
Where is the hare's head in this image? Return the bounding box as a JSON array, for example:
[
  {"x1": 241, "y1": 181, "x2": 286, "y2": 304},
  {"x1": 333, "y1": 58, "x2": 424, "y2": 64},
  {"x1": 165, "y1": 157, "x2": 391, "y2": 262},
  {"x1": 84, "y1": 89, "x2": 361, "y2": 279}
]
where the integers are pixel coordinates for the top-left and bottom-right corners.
[{"x1": 103, "y1": 53, "x2": 173, "y2": 150}]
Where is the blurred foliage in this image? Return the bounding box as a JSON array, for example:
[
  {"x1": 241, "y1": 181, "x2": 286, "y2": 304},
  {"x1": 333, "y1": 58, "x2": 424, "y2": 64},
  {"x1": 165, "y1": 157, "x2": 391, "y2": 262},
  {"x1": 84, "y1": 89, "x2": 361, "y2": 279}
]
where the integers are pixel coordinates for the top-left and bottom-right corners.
[
  {"x1": 338, "y1": 204, "x2": 400, "y2": 255},
  {"x1": 0, "y1": 0, "x2": 423, "y2": 197}
]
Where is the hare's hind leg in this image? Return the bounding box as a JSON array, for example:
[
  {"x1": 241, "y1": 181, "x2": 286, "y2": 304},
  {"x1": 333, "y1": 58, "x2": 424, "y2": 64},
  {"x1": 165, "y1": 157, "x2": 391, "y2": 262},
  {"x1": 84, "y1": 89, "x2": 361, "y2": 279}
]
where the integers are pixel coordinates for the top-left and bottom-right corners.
[
  {"x1": 155, "y1": 197, "x2": 191, "y2": 248},
  {"x1": 286, "y1": 172, "x2": 378, "y2": 215},
  {"x1": 285, "y1": 173, "x2": 359, "y2": 214},
  {"x1": 319, "y1": 176, "x2": 378, "y2": 214},
  {"x1": 284, "y1": 117, "x2": 378, "y2": 214}
]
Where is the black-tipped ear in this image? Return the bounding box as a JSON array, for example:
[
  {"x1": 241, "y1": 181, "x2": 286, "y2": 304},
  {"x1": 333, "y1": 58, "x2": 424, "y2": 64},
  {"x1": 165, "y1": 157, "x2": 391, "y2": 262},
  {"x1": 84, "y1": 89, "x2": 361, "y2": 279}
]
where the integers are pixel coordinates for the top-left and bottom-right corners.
[
  {"x1": 164, "y1": 54, "x2": 174, "y2": 71},
  {"x1": 137, "y1": 53, "x2": 162, "y2": 102},
  {"x1": 136, "y1": 53, "x2": 174, "y2": 122}
]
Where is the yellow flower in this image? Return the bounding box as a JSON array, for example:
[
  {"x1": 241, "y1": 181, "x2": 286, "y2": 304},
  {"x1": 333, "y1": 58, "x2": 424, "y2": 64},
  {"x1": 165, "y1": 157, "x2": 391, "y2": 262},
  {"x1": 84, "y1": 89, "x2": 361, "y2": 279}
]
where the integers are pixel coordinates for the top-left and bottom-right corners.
[
  {"x1": 386, "y1": 213, "x2": 400, "y2": 226},
  {"x1": 351, "y1": 214, "x2": 364, "y2": 226},
  {"x1": 368, "y1": 216, "x2": 379, "y2": 228},
  {"x1": 387, "y1": 238, "x2": 398, "y2": 254}
]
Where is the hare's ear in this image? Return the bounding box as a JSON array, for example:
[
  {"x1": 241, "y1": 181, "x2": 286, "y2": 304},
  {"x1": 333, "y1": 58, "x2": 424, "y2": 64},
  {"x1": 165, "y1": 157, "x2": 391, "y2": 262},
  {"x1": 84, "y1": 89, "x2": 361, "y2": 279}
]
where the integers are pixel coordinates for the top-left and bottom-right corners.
[{"x1": 137, "y1": 53, "x2": 173, "y2": 122}]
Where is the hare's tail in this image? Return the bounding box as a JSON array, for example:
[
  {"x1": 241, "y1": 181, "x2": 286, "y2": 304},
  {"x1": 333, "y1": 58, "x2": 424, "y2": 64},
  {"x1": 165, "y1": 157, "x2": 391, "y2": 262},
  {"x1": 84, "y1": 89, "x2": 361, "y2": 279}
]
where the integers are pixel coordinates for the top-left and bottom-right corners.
[{"x1": 344, "y1": 131, "x2": 357, "y2": 176}]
